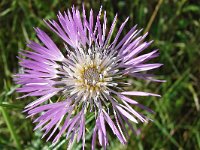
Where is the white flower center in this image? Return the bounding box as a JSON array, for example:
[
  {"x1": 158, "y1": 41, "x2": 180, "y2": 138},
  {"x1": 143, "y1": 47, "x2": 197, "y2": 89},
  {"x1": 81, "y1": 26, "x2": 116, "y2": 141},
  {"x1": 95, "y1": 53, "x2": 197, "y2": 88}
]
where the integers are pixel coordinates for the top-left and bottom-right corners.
[{"x1": 60, "y1": 47, "x2": 120, "y2": 100}]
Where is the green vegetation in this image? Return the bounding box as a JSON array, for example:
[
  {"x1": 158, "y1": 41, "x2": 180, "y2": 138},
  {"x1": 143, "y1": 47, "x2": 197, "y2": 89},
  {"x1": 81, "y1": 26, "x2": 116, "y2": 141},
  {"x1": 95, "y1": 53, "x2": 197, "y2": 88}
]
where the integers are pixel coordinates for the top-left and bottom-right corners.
[{"x1": 0, "y1": 0, "x2": 199, "y2": 149}]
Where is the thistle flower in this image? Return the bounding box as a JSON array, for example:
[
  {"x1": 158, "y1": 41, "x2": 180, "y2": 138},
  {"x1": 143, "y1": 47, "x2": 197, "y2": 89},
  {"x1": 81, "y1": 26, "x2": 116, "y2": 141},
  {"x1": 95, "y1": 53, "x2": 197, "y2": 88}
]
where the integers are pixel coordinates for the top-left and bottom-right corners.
[{"x1": 15, "y1": 5, "x2": 163, "y2": 149}]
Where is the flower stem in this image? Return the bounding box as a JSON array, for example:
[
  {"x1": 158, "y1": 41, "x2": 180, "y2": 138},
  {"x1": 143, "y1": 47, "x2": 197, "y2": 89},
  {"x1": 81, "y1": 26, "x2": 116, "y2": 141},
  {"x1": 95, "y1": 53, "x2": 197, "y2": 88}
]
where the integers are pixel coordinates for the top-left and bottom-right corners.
[{"x1": 0, "y1": 107, "x2": 22, "y2": 150}]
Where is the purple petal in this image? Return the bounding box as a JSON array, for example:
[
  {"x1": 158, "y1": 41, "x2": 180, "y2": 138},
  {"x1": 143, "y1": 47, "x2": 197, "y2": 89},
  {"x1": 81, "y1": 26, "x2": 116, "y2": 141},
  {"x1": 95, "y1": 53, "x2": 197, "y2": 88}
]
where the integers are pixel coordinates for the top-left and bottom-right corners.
[
  {"x1": 116, "y1": 105, "x2": 138, "y2": 123},
  {"x1": 121, "y1": 91, "x2": 161, "y2": 97}
]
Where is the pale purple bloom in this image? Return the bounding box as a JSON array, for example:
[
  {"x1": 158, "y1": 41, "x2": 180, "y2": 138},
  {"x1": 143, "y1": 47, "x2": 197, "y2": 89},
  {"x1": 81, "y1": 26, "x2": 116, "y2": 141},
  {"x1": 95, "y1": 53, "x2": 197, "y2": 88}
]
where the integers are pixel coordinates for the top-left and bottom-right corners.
[{"x1": 15, "y1": 5, "x2": 163, "y2": 149}]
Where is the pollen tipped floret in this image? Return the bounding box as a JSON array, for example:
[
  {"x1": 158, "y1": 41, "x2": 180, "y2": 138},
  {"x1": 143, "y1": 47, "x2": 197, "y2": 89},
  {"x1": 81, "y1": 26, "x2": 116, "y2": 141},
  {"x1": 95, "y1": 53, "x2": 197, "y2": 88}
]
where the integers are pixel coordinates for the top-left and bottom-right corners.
[{"x1": 15, "y1": 5, "x2": 163, "y2": 150}]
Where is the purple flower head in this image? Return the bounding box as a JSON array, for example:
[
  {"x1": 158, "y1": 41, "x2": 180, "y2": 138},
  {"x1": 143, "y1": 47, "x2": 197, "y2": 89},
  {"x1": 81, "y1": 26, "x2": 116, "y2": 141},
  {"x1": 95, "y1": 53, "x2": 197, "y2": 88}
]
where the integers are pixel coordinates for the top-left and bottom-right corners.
[{"x1": 15, "y1": 5, "x2": 163, "y2": 149}]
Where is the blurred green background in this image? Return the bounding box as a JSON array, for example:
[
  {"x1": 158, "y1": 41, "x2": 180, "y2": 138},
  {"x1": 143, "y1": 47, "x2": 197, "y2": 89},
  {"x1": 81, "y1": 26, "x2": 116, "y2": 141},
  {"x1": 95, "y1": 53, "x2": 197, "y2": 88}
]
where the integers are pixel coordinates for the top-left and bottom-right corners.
[{"x1": 0, "y1": 0, "x2": 200, "y2": 149}]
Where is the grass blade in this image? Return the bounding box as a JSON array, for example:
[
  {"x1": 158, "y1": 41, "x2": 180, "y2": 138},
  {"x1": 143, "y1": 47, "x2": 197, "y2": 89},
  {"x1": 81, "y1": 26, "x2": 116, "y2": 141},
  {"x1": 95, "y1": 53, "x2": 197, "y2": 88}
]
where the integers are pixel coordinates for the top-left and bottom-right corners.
[{"x1": 0, "y1": 107, "x2": 22, "y2": 150}]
